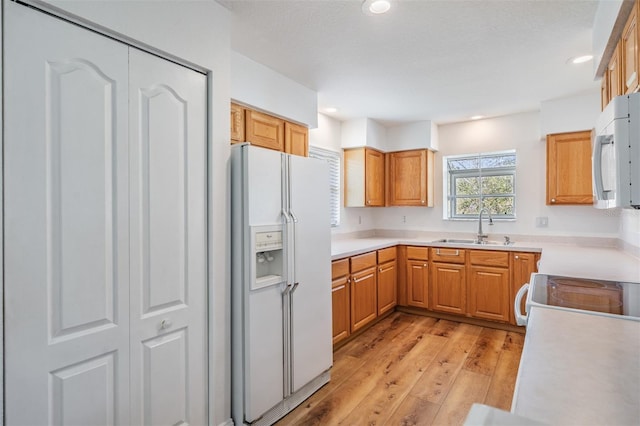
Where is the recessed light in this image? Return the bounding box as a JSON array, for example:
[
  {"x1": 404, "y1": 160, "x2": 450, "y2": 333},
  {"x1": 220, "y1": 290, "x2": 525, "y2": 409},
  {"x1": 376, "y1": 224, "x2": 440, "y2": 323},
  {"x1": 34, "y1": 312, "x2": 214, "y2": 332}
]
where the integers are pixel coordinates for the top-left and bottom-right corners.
[
  {"x1": 324, "y1": 107, "x2": 338, "y2": 113},
  {"x1": 570, "y1": 55, "x2": 593, "y2": 64},
  {"x1": 362, "y1": 0, "x2": 392, "y2": 15},
  {"x1": 470, "y1": 115, "x2": 484, "y2": 120}
]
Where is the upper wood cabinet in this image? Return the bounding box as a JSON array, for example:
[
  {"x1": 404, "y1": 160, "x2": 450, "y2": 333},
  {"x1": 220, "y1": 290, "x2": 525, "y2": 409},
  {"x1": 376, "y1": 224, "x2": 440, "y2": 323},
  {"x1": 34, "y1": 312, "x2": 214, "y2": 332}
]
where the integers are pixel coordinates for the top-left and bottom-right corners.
[
  {"x1": 622, "y1": 0, "x2": 639, "y2": 94},
  {"x1": 284, "y1": 122, "x2": 309, "y2": 157},
  {"x1": 245, "y1": 109, "x2": 285, "y2": 151},
  {"x1": 230, "y1": 103, "x2": 245, "y2": 143},
  {"x1": 230, "y1": 103, "x2": 308, "y2": 156},
  {"x1": 344, "y1": 147, "x2": 385, "y2": 207},
  {"x1": 546, "y1": 130, "x2": 594, "y2": 205},
  {"x1": 387, "y1": 149, "x2": 434, "y2": 207}
]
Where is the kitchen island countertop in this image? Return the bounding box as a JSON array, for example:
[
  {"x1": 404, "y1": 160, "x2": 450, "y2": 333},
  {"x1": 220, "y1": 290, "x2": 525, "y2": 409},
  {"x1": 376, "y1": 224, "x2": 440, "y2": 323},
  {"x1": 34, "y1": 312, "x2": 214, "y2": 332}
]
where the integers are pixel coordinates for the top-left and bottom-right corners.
[{"x1": 511, "y1": 306, "x2": 640, "y2": 425}]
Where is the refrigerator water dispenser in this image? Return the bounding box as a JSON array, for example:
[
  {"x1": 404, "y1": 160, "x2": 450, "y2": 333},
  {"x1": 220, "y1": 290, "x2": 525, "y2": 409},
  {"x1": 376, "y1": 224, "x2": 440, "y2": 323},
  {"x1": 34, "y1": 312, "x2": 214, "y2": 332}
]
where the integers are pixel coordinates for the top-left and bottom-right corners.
[{"x1": 252, "y1": 225, "x2": 284, "y2": 289}]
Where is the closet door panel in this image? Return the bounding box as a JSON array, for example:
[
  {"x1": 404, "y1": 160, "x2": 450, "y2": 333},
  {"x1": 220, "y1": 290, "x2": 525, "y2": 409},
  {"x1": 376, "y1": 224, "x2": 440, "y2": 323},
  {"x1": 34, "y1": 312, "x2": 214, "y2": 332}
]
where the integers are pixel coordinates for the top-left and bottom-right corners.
[
  {"x1": 4, "y1": 3, "x2": 130, "y2": 425},
  {"x1": 129, "y1": 48, "x2": 208, "y2": 426}
]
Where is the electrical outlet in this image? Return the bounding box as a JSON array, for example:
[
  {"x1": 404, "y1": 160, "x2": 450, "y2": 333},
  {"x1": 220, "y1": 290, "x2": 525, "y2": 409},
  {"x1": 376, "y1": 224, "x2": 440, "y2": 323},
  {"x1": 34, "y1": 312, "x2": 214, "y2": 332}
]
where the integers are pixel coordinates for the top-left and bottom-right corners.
[
  {"x1": 402, "y1": 215, "x2": 406, "y2": 223},
  {"x1": 536, "y1": 216, "x2": 549, "y2": 227}
]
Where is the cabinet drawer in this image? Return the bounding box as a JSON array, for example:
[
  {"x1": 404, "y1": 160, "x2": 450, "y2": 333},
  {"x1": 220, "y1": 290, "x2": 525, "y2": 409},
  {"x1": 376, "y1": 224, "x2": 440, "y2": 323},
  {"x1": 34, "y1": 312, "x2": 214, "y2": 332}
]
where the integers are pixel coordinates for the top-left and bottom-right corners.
[
  {"x1": 469, "y1": 250, "x2": 509, "y2": 268},
  {"x1": 350, "y1": 251, "x2": 377, "y2": 273},
  {"x1": 377, "y1": 246, "x2": 397, "y2": 264},
  {"x1": 406, "y1": 246, "x2": 429, "y2": 261},
  {"x1": 332, "y1": 258, "x2": 350, "y2": 279},
  {"x1": 431, "y1": 247, "x2": 466, "y2": 264}
]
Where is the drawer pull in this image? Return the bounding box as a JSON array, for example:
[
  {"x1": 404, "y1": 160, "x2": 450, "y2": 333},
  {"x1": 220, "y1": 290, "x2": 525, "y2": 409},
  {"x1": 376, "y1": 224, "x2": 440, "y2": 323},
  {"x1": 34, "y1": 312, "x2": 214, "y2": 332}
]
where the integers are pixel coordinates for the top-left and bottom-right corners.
[
  {"x1": 423, "y1": 263, "x2": 427, "y2": 267},
  {"x1": 436, "y1": 248, "x2": 459, "y2": 256}
]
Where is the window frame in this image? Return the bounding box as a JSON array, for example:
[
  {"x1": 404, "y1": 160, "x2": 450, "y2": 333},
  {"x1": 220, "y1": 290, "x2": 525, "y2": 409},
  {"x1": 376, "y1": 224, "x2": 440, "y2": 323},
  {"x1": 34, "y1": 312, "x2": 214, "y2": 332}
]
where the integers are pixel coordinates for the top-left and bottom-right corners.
[
  {"x1": 308, "y1": 145, "x2": 341, "y2": 227},
  {"x1": 444, "y1": 150, "x2": 517, "y2": 220}
]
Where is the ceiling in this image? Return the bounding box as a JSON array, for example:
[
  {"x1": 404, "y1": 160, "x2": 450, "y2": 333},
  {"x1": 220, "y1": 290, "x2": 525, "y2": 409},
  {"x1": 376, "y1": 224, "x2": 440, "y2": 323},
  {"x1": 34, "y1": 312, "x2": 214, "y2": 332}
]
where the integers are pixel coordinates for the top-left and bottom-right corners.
[{"x1": 222, "y1": 0, "x2": 601, "y2": 126}]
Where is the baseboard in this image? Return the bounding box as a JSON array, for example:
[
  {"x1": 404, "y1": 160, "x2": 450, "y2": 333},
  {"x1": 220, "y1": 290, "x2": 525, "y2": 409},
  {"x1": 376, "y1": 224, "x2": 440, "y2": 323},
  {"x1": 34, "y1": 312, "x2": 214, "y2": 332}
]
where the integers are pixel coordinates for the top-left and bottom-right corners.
[{"x1": 396, "y1": 306, "x2": 526, "y2": 334}]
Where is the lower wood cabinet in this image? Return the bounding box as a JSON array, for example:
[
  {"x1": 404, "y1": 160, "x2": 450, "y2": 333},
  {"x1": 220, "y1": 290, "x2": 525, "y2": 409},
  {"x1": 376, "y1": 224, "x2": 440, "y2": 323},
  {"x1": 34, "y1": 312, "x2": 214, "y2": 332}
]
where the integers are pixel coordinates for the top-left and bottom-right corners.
[
  {"x1": 430, "y1": 262, "x2": 466, "y2": 315},
  {"x1": 511, "y1": 252, "x2": 539, "y2": 325},
  {"x1": 377, "y1": 260, "x2": 397, "y2": 315},
  {"x1": 468, "y1": 266, "x2": 510, "y2": 322},
  {"x1": 406, "y1": 260, "x2": 429, "y2": 308},
  {"x1": 350, "y1": 266, "x2": 378, "y2": 333},
  {"x1": 331, "y1": 274, "x2": 350, "y2": 345}
]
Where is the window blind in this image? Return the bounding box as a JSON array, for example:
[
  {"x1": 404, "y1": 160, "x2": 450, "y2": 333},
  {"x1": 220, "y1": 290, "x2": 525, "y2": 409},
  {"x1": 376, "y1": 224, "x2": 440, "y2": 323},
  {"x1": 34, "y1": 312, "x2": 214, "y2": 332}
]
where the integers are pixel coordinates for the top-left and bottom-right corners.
[{"x1": 308, "y1": 146, "x2": 341, "y2": 227}]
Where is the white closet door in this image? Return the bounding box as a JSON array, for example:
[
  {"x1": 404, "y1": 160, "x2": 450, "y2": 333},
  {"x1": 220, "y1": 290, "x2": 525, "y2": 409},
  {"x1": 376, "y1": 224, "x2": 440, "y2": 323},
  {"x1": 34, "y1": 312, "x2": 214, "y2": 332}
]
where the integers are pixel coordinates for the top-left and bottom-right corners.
[
  {"x1": 4, "y1": 3, "x2": 131, "y2": 425},
  {"x1": 128, "y1": 48, "x2": 208, "y2": 426}
]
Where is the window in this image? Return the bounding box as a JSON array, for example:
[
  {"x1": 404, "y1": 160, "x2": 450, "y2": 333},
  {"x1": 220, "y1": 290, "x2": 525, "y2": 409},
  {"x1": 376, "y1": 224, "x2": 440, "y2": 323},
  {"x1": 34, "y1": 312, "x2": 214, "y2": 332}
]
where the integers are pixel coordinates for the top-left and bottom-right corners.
[
  {"x1": 308, "y1": 146, "x2": 341, "y2": 227},
  {"x1": 444, "y1": 151, "x2": 516, "y2": 219}
]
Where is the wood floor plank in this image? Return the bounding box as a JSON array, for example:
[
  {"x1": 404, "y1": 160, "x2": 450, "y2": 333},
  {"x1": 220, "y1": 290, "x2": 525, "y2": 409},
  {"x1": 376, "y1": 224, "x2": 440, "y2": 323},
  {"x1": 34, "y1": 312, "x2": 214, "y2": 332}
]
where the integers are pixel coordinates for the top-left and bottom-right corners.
[
  {"x1": 463, "y1": 328, "x2": 507, "y2": 376},
  {"x1": 408, "y1": 323, "x2": 482, "y2": 404},
  {"x1": 281, "y1": 316, "x2": 436, "y2": 425},
  {"x1": 338, "y1": 318, "x2": 447, "y2": 425},
  {"x1": 429, "y1": 318, "x2": 460, "y2": 337},
  {"x1": 275, "y1": 313, "x2": 524, "y2": 426},
  {"x1": 430, "y1": 369, "x2": 492, "y2": 426},
  {"x1": 484, "y1": 348, "x2": 523, "y2": 410},
  {"x1": 342, "y1": 312, "x2": 418, "y2": 359},
  {"x1": 384, "y1": 394, "x2": 440, "y2": 426}
]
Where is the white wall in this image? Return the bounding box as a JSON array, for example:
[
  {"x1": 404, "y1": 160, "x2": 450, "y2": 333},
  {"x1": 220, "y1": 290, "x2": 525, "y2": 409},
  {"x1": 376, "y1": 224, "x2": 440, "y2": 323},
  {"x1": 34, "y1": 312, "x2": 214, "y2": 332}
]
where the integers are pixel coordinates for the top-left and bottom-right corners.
[
  {"x1": 231, "y1": 51, "x2": 318, "y2": 127},
  {"x1": 310, "y1": 114, "x2": 376, "y2": 234},
  {"x1": 386, "y1": 120, "x2": 439, "y2": 151},
  {"x1": 540, "y1": 89, "x2": 601, "y2": 135},
  {"x1": 341, "y1": 118, "x2": 387, "y2": 150},
  {"x1": 373, "y1": 111, "x2": 620, "y2": 239},
  {"x1": 25, "y1": 1, "x2": 232, "y2": 424},
  {"x1": 620, "y1": 209, "x2": 640, "y2": 248}
]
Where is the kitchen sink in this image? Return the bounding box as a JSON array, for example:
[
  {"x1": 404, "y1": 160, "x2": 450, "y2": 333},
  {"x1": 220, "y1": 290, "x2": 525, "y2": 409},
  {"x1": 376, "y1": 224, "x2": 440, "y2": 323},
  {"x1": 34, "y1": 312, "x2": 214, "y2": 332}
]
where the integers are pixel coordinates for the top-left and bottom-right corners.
[{"x1": 432, "y1": 238, "x2": 514, "y2": 246}]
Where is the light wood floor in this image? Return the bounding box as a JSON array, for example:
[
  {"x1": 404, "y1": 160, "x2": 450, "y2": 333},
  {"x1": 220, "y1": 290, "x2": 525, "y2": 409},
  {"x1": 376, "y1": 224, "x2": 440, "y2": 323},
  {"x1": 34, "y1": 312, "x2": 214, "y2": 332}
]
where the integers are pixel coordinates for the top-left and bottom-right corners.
[{"x1": 276, "y1": 312, "x2": 524, "y2": 426}]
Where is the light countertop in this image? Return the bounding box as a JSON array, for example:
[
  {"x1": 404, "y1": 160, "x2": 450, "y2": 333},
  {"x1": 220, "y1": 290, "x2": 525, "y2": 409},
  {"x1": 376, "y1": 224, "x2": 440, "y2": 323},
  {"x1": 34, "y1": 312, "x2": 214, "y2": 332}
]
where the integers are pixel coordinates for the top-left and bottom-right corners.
[
  {"x1": 331, "y1": 237, "x2": 640, "y2": 283},
  {"x1": 511, "y1": 307, "x2": 640, "y2": 425}
]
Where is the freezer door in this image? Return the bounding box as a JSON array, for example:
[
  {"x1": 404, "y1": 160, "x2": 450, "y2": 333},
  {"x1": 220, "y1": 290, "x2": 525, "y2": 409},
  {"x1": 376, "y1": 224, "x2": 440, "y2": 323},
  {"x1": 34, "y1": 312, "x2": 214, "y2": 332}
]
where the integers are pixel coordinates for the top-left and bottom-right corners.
[
  {"x1": 288, "y1": 155, "x2": 333, "y2": 393},
  {"x1": 247, "y1": 145, "x2": 283, "y2": 226}
]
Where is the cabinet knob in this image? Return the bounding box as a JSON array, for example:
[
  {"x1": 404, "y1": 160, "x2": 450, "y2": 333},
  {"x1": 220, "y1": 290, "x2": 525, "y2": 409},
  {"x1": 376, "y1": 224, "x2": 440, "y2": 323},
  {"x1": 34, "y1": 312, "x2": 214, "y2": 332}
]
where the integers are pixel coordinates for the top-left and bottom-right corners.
[
  {"x1": 515, "y1": 255, "x2": 519, "y2": 259},
  {"x1": 423, "y1": 263, "x2": 427, "y2": 267},
  {"x1": 367, "y1": 199, "x2": 371, "y2": 204},
  {"x1": 551, "y1": 198, "x2": 556, "y2": 203},
  {"x1": 421, "y1": 200, "x2": 425, "y2": 204},
  {"x1": 379, "y1": 267, "x2": 383, "y2": 272}
]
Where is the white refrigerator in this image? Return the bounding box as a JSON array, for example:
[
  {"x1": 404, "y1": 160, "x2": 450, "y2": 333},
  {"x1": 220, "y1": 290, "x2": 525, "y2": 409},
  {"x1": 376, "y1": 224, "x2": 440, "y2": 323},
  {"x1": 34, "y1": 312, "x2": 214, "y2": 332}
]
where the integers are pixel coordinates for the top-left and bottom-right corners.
[{"x1": 231, "y1": 143, "x2": 333, "y2": 425}]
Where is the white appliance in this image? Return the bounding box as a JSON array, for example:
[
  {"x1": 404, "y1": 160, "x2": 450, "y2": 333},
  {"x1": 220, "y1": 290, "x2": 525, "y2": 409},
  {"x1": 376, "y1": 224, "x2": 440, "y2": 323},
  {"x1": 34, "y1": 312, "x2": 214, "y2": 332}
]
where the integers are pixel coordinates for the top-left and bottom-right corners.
[
  {"x1": 514, "y1": 273, "x2": 640, "y2": 326},
  {"x1": 593, "y1": 93, "x2": 640, "y2": 209},
  {"x1": 231, "y1": 143, "x2": 333, "y2": 425}
]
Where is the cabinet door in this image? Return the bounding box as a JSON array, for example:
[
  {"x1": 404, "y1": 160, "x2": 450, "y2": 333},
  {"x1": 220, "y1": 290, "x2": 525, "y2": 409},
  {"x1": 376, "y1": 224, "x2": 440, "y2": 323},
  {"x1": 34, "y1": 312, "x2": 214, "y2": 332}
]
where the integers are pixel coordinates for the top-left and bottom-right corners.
[
  {"x1": 388, "y1": 149, "x2": 434, "y2": 207},
  {"x1": 350, "y1": 266, "x2": 378, "y2": 332},
  {"x1": 245, "y1": 110, "x2": 284, "y2": 151},
  {"x1": 510, "y1": 252, "x2": 538, "y2": 325},
  {"x1": 230, "y1": 102, "x2": 245, "y2": 142},
  {"x1": 601, "y1": 73, "x2": 609, "y2": 111},
  {"x1": 332, "y1": 275, "x2": 350, "y2": 345},
  {"x1": 608, "y1": 42, "x2": 623, "y2": 101},
  {"x1": 622, "y1": 1, "x2": 639, "y2": 94},
  {"x1": 377, "y1": 260, "x2": 397, "y2": 315},
  {"x1": 468, "y1": 266, "x2": 510, "y2": 322},
  {"x1": 430, "y1": 263, "x2": 466, "y2": 314},
  {"x1": 365, "y1": 148, "x2": 385, "y2": 206},
  {"x1": 406, "y1": 260, "x2": 429, "y2": 308},
  {"x1": 285, "y1": 122, "x2": 309, "y2": 157},
  {"x1": 546, "y1": 130, "x2": 594, "y2": 205}
]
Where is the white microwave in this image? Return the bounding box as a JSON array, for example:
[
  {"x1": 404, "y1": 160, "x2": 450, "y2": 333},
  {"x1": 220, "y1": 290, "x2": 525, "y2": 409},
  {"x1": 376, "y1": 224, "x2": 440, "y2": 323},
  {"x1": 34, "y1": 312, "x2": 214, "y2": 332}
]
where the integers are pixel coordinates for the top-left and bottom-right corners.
[{"x1": 593, "y1": 93, "x2": 640, "y2": 209}]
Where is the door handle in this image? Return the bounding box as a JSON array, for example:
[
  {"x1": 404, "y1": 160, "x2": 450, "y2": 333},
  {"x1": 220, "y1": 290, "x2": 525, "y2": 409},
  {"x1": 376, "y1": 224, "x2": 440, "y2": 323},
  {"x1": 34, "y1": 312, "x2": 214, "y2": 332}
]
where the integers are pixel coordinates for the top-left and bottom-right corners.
[{"x1": 159, "y1": 319, "x2": 173, "y2": 330}]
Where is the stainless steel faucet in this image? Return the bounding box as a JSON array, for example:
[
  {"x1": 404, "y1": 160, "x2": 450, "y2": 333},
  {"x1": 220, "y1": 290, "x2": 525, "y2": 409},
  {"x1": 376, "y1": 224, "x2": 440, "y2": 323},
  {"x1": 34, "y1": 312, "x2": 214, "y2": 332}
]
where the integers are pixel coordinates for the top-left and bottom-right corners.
[{"x1": 477, "y1": 208, "x2": 493, "y2": 243}]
